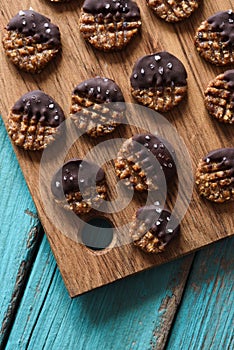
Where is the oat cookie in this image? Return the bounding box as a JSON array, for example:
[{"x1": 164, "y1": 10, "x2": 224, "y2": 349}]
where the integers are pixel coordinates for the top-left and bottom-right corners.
[
  {"x1": 115, "y1": 133, "x2": 176, "y2": 192},
  {"x1": 7, "y1": 90, "x2": 65, "y2": 151},
  {"x1": 2, "y1": 10, "x2": 61, "y2": 73},
  {"x1": 146, "y1": 0, "x2": 200, "y2": 23},
  {"x1": 196, "y1": 148, "x2": 234, "y2": 203},
  {"x1": 195, "y1": 10, "x2": 234, "y2": 66},
  {"x1": 130, "y1": 52, "x2": 187, "y2": 112},
  {"x1": 70, "y1": 77, "x2": 125, "y2": 137},
  {"x1": 205, "y1": 70, "x2": 234, "y2": 124},
  {"x1": 51, "y1": 159, "x2": 107, "y2": 215},
  {"x1": 130, "y1": 204, "x2": 180, "y2": 253},
  {"x1": 79, "y1": 0, "x2": 141, "y2": 51}
]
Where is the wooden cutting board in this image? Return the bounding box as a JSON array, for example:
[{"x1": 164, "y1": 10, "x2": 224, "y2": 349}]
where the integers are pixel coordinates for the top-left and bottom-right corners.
[{"x1": 0, "y1": 0, "x2": 233, "y2": 297}]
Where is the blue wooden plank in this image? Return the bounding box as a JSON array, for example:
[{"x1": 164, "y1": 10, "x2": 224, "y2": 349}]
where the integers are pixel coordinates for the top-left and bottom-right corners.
[
  {"x1": 0, "y1": 118, "x2": 41, "y2": 347},
  {"x1": 6, "y1": 234, "x2": 193, "y2": 350},
  {"x1": 166, "y1": 237, "x2": 234, "y2": 350}
]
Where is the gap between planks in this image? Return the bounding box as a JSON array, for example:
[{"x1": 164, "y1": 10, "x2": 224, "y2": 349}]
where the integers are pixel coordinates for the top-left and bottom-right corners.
[{"x1": 0, "y1": 224, "x2": 43, "y2": 350}]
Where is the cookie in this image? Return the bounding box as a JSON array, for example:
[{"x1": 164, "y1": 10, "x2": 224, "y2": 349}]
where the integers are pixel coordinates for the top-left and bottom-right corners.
[
  {"x1": 79, "y1": 0, "x2": 141, "y2": 51},
  {"x1": 115, "y1": 133, "x2": 176, "y2": 191},
  {"x1": 195, "y1": 10, "x2": 234, "y2": 66},
  {"x1": 205, "y1": 70, "x2": 234, "y2": 124},
  {"x1": 130, "y1": 51, "x2": 187, "y2": 112},
  {"x1": 146, "y1": 0, "x2": 200, "y2": 23},
  {"x1": 196, "y1": 148, "x2": 234, "y2": 203},
  {"x1": 130, "y1": 204, "x2": 180, "y2": 253},
  {"x1": 7, "y1": 90, "x2": 65, "y2": 151},
  {"x1": 70, "y1": 77, "x2": 126, "y2": 137},
  {"x1": 2, "y1": 10, "x2": 61, "y2": 73},
  {"x1": 51, "y1": 159, "x2": 107, "y2": 215}
]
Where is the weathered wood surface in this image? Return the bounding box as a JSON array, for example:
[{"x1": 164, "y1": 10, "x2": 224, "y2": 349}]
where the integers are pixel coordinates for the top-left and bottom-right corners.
[
  {"x1": 5, "y1": 235, "x2": 194, "y2": 350},
  {"x1": 3, "y1": 235, "x2": 234, "y2": 349},
  {"x1": 0, "y1": 0, "x2": 233, "y2": 297},
  {"x1": 0, "y1": 119, "x2": 233, "y2": 349},
  {"x1": 0, "y1": 118, "x2": 41, "y2": 349},
  {"x1": 167, "y1": 237, "x2": 234, "y2": 350}
]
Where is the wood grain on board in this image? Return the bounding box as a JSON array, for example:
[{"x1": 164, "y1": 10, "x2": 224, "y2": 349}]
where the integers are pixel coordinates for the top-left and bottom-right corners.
[{"x1": 0, "y1": 0, "x2": 233, "y2": 297}]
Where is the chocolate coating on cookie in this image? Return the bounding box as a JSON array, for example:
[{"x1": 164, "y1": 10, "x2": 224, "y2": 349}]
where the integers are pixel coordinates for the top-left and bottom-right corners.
[
  {"x1": 51, "y1": 159, "x2": 105, "y2": 199},
  {"x1": 204, "y1": 148, "x2": 234, "y2": 173},
  {"x1": 7, "y1": 10, "x2": 60, "y2": 47},
  {"x1": 130, "y1": 52, "x2": 187, "y2": 90},
  {"x1": 12, "y1": 90, "x2": 65, "y2": 127},
  {"x1": 74, "y1": 77, "x2": 125, "y2": 111},
  {"x1": 132, "y1": 133, "x2": 177, "y2": 182},
  {"x1": 136, "y1": 205, "x2": 180, "y2": 244},
  {"x1": 83, "y1": 0, "x2": 141, "y2": 20},
  {"x1": 208, "y1": 10, "x2": 234, "y2": 47}
]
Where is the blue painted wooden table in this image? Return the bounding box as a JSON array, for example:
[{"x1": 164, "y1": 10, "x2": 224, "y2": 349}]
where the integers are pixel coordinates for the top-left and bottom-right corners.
[{"x1": 0, "y1": 117, "x2": 233, "y2": 350}]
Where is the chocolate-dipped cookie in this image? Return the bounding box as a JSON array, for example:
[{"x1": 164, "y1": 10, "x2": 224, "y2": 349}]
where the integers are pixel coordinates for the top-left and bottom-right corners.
[
  {"x1": 196, "y1": 148, "x2": 234, "y2": 203},
  {"x1": 115, "y1": 133, "x2": 177, "y2": 191},
  {"x1": 130, "y1": 52, "x2": 188, "y2": 112},
  {"x1": 147, "y1": 0, "x2": 200, "y2": 23},
  {"x1": 70, "y1": 77, "x2": 125, "y2": 137},
  {"x1": 130, "y1": 204, "x2": 180, "y2": 253},
  {"x1": 195, "y1": 10, "x2": 234, "y2": 66},
  {"x1": 205, "y1": 70, "x2": 234, "y2": 124},
  {"x1": 7, "y1": 90, "x2": 65, "y2": 151},
  {"x1": 79, "y1": 0, "x2": 141, "y2": 51},
  {"x1": 51, "y1": 159, "x2": 107, "y2": 214},
  {"x1": 2, "y1": 10, "x2": 61, "y2": 73}
]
